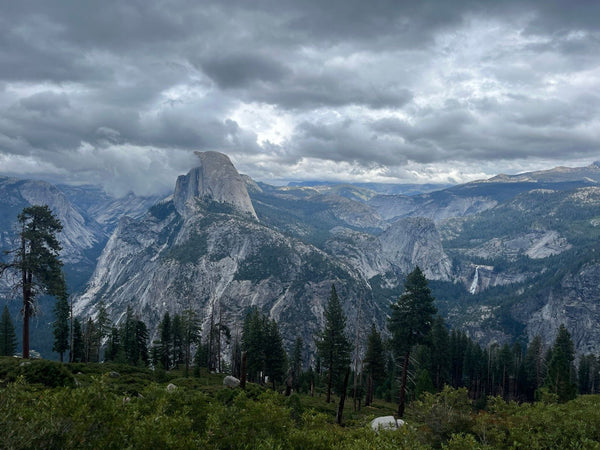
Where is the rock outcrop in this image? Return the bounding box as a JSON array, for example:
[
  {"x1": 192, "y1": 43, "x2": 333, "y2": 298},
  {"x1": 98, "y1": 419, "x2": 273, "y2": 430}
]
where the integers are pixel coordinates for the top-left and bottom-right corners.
[
  {"x1": 379, "y1": 217, "x2": 452, "y2": 280},
  {"x1": 521, "y1": 263, "x2": 600, "y2": 355},
  {"x1": 174, "y1": 151, "x2": 257, "y2": 219}
]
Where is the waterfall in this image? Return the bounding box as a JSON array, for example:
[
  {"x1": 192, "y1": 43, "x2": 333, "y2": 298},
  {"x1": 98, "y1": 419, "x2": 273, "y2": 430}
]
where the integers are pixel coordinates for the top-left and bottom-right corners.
[{"x1": 469, "y1": 266, "x2": 479, "y2": 295}]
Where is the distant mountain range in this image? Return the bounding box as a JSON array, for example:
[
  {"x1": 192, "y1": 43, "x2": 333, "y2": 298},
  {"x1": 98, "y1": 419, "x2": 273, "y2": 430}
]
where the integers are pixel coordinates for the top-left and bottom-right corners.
[{"x1": 3, "y1": 156, "x2": 600, "y2": 358}]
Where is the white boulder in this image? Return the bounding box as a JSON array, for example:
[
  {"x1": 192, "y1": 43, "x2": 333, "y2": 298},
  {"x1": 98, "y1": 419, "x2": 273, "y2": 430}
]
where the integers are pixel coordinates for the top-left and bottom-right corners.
[
  {"x1": 370, "y1": 416, "x2": 405, "y2": 432},
  {"x1": 223, "y1": 375, "x2": 241, "y2": 389}
]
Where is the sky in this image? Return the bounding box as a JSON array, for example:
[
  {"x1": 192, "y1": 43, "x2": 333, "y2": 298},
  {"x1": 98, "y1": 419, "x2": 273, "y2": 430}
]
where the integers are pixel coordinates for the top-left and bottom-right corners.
[{"x1": 1, "y1": 0, "x2": 600, "y2": 196}]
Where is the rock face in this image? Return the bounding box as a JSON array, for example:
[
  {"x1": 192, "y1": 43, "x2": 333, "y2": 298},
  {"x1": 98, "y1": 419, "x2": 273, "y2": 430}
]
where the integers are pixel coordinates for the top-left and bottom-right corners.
[
  {"x1": 369, "y1": 193, "x2": 497, "y2": 223},
  {"x1": 379, "y1": 218, "x2": 452, "y2": 281},
  {"x1": 174, "y1": 151, "x2": 257, "y2": 219},
  {"x1": 521, "y1": 263, "x2": 600, "y2": 356},
  {"x1": 0, "y1": 177, "x2": 104, "y2": 266},
  {"x1": 461, "y1": 230, "x2": 571, "y2": 262}
]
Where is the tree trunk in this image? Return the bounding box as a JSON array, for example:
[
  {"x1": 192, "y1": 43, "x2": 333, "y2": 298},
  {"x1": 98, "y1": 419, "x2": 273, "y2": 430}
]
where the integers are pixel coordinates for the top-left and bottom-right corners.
[
  {"x1": 326, "y1": 360, "x2": 333, "y2": 403},
  {"x1": 22, "y1": 275, "x2": 31, "y2": 359},
  {"x1": 398, "y1": 349, "x2": 410, "y2": 418},
  {"x1": 69, "y1": 296, "x2": 73, "y2": 363},
  {"x1": 336, "y1": 367, "x2": 350, "y2": 425},
  {"x1": 365, "y1": 374, "x2": 373, "y2": 406},
  {"x1": 240, "y1": 351, "x2": 247, "y2": 389}
]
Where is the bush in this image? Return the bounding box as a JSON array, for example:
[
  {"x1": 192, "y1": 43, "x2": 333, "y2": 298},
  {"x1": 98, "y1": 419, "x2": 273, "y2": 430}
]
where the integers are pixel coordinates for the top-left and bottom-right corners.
[
  {"x1": 0, "y1": 358, "x2": 74, "y2": 388},
  {"x1": 20, "y1": 360, "x2": 74, "y2": 388},
  {"x1": 407, "y1": 386, "x2": 475, "y2": 447}
]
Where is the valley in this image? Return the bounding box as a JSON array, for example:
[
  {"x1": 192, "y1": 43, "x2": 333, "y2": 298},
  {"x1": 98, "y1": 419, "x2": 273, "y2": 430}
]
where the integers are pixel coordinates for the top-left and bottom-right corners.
[{"x1": 3, "y1": 153, "x2": 600, "y2": 359}]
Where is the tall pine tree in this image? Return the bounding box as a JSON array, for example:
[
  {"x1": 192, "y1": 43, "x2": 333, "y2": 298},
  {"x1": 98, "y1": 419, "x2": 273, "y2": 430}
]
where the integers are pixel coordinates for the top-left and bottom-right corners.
[
  {"x1": 0, "y1": 305, "x2": 17, "y2": 356},
  {"x1": 290, "y1": 336, "x2": 304, "y2": 391},
  {"x1": 0, "y1": 205, "x2": 67, "y2": 358},
  {"x1": 71, "y1": 318, "x2": 84, "y2": 362},
  {"x1": 388, "y1": 266, "x2": 437, "y2": 417},
  {"x1": 316, "y1": 285, "x2": 351, "y2": 403},
  {"x1": 363, "y1": 324, "x2": 385, "y2": 406},
  {"x1": 546, "y1": 324, "x2": 577, "y2": 402},
  {"x1": 182, "y1": 308, "x2": 201, "y2": 375},
  {"x1": 52, "y1": 294, "x2": 70, "y2": 362},
  {"x1": 242, "y1": 308, "x2": 267, "y2": 383},
  {"x1": 265, "y1": 319, "x2": 287, "y2": 389}
]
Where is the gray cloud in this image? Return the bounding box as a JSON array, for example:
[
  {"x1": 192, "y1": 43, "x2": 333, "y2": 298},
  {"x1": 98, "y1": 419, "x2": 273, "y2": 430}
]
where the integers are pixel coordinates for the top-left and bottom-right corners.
[{"x1": 1, "y1": 0, "x2": 600, "y2": 195}]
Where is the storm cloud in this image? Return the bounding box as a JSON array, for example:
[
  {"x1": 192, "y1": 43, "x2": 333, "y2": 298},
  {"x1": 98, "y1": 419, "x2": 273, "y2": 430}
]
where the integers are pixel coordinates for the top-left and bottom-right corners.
[{"x1": 1, "y1": 0, "x2": 599, "y2": 195}]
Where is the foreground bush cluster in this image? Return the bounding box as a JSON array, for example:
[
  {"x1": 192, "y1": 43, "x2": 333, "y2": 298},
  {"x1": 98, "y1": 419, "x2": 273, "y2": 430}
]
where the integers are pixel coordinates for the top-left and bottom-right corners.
[{"x1": 1, "y1": 358, "x2": 600, "y2": 449}]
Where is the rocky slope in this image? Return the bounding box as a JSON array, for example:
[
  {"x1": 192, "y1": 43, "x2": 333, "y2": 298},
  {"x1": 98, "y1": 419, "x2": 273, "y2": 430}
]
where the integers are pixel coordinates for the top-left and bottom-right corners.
[
  {"x1": 0, "y1": 177, "x2": 104, "y2": 266},
  {"x1": 74, "y1": 152, "x2": 394, "y2": 350},
  {"x1": 439, "y1": 186, "x2": 600, "y2": 353}
]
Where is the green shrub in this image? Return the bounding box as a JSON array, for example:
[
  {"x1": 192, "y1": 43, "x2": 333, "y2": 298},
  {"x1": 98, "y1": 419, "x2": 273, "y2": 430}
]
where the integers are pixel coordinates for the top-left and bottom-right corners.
[
  {"x1": 407, "y1": 386, "x2": 475, "y2": 447},
  {"x1": 0, "y1": 358, "x2": 77, "y2": 388}
]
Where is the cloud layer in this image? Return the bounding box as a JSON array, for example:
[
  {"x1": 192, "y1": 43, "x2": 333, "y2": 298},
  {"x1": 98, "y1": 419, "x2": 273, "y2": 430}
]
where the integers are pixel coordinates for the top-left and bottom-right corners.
[{"x1": 1, "y1": 0, "x2": 599, "y2": 195}]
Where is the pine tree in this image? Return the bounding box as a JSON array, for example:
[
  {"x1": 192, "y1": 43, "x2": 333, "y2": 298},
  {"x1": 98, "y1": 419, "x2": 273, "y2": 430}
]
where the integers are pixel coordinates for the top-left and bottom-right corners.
[
  {"x1": 134, "y1": 320, "x2": 149, "y2": 366},
  {"x1": 159, "y1": 311, "x2": 172, "y2": 369},
  {"x1": 290, "y1": 336, "x2": 304, "y2": 391},
  {"x1": 429, "y1": 316, "x2": 450, "y2": 390},
  {"x1": 524, "y1": 335, "x2": 545, "y2": 401},
  {"x1": 82, "y1": 317, "x2": 98, "y2": 362},
  {"x1": 182, "y1": 308, "x2": 201, "y2": 375},
  {"x1": 316, "y1": 284, "x2": 351, "y2": 403},
  {"x1": 52, "y1": 294, "x2": 70, "y2": 362},
  {"x1": 388, "y1": 266, "x2": 437, "y2": 417},
  {"x1": 578, "y1": 354, "x2": 595, "y2": 395},
  {"x1": 0, "y1": 205, "x2": 67, "y2": 358},
  {"x1": 0, "y1": 305, "x2": 17, "y2": 356},
  {"x1": 172, "y1": 314, "x2": 184, "y2": 368},
  {"x1": 95, "y1": 301, "x2": 110, "y2": 361},
  {"x1": 71, "y1": 318, "x2": 84, "y2": 362},
  {"x1": 242, "y1": 308, "x2": 267, "y2": 382},
  {"x1": 105, "y1": 326, "x2": 122, "y2": 361},
  {"x1": 363, "y1": 324, "x2": 385, "y2": 406},
  {"x1": 265, "y1": 319, "x2": 287, "y2": 389},
  {"x1": 546, "y1": 324, "x2": 577, "y2": 402}
]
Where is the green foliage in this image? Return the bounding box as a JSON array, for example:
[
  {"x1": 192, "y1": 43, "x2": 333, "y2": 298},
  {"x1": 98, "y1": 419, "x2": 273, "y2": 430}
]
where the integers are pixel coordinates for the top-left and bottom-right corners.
[
  {"x1": 0, "y1": 305, "x2": 17, "y2": 356},
  {"x1": 241, "y1": 308, "x2": 287, "y2": 387},
  {"x1": 148, "y1": 200, "x2": 177, "y2": 220},
  {"x1": 71, "y1": 318, "x2": 84, "y2": 362},
  {"x1": 52, "y1": 295, "x2": 70, "y2": 361},
  {"x1": 290, "y1": 336, "x2": 304, "y2": 390},
  {"x1": 105, "y1": 306, "x2": 148, "y2": 366},
  {"x1": 545, "y1": 324, "x2": 577, "y2": 402},
  {"x1": 364, "y1": 323, "x2": 386, "y2": 405},
  {"x1": 389, "y1": 267, "x2": 437, "y2": 416},
  {"x1": 234, "y1": 243, "x2": 293, "y2": 281},
  {"x1": 316, "y1": 285, "x2": 352, "y2": 401},
  {"x1": 167, "y1": 231, "x2": 208, "y2": 263},
  {"x1": 389, "y1": 267, "x2": 437, "y2": 354},
  {"x1": 264, "y1": 319, "x2": 287, "y2": 387},
  {"x1": 407, "y1": 386, "x2": 474, "y2": 447},
  {"x1": 364, "y1": 324, "x2": 385, "y2": 382},
  {"x1": 0, "y1": 358, "x2": 74, "y2": 387},
  {"x1": 3, "y1": 359, "x2": 600, "y2": 449},
  {"x1": 1, "y1": 205, "x2": 67, "y2": 359}
]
